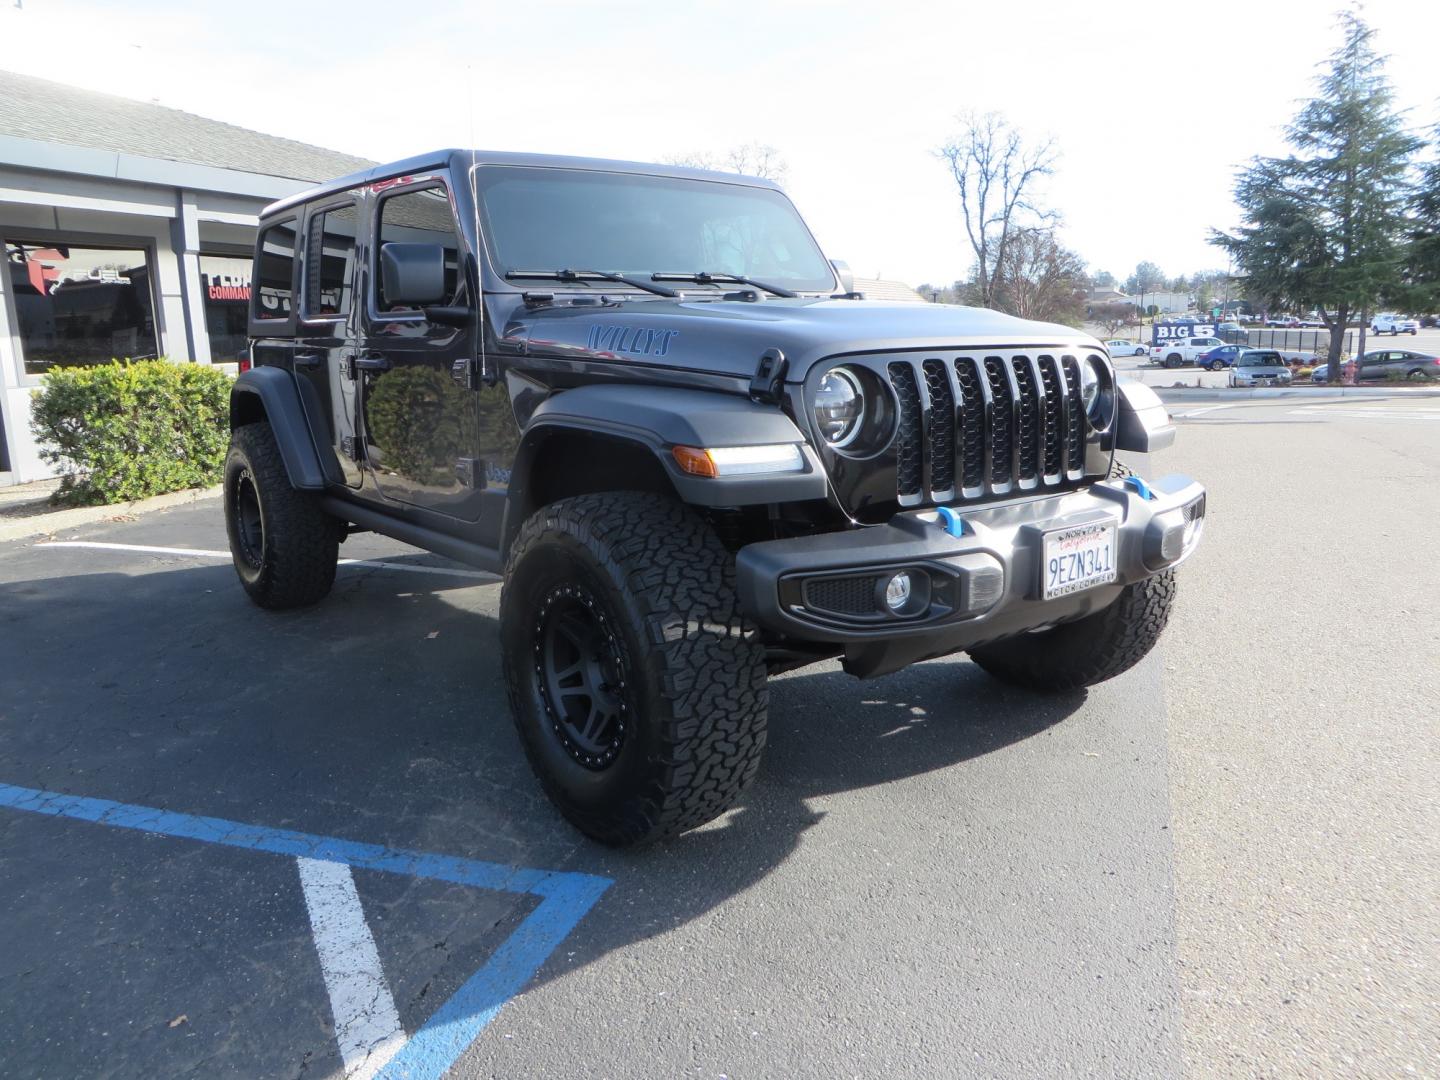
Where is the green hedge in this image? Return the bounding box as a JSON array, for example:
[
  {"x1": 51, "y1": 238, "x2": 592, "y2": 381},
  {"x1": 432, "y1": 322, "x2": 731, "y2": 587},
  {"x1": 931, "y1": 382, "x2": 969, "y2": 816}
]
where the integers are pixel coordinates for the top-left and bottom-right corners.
[{"x1": 30, "y1": 359, "x2": 232, "y2": 505}]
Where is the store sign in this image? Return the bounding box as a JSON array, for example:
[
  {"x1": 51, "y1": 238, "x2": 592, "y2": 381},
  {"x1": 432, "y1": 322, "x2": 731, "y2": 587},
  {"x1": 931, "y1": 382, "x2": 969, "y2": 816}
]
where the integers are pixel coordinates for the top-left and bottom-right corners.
[
  {"x1": 1153, "y1": 323, "x2": 1214, "y2": 341},
  {"x1": 202, "y1": 272, "x2": 251, "y2": 303}
]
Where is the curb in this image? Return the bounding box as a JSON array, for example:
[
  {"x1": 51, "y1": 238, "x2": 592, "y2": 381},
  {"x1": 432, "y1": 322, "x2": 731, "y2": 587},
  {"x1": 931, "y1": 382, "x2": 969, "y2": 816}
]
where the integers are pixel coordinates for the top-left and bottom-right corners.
[
  {"x1": 0, "y1": 485, "x2": 222, "y2": 544},
  {"x1": 1154, "y1": 386, "x2": 1440, "y2": 402}
]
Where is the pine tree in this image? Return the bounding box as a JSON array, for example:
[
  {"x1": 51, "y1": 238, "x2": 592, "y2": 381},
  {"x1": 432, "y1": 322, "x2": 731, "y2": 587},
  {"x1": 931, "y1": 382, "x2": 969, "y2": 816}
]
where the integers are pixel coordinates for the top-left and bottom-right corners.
[
  {"x1": 1403, "y1": 129, "x2": 1440, "y2": 308},
  {"x1": 1213, "y1": 12, "x2": 1421, "y2": 377}
]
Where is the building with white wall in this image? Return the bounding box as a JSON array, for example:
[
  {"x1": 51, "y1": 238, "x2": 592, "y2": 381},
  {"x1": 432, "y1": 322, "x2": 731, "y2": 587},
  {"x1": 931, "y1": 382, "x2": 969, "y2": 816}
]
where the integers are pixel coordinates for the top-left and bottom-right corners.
[{"x1": 0, "y1": 70, "x2": 371, "y2": 484}]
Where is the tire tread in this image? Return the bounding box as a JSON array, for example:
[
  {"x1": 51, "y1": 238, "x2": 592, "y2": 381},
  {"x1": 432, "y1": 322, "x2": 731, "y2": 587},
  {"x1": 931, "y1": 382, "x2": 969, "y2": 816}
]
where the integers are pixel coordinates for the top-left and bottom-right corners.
[
  {"x1": 501, "y1": 493, "x2": 768, "y2": 845},
  {"x1": 226, "y1": 423, "x2": 338, "y2": 609}
]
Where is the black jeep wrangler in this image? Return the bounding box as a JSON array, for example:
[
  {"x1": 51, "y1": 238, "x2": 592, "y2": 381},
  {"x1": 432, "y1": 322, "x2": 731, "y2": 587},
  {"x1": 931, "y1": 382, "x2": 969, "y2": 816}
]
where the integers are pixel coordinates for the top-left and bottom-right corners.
[{"x1": 226, "y1": 150, "x2": 1204, "y2": 846}]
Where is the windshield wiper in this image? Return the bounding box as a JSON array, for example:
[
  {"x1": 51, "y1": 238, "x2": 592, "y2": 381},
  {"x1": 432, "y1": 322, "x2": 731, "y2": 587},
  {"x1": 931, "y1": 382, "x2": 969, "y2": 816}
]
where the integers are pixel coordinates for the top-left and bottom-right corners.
[
  {"x1": 651, "y1": 271, "x2": 797, "y2": 298},
  {"x1": 504, "y1": 268, "x2": 678, "y2": 298}
]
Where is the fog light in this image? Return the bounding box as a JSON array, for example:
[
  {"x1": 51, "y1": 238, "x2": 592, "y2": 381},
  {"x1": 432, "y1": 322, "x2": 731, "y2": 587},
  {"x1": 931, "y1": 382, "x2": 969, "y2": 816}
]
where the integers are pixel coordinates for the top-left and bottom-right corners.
[{"x1": 884, "y1": 571, "x2": 912, "y2": 612}]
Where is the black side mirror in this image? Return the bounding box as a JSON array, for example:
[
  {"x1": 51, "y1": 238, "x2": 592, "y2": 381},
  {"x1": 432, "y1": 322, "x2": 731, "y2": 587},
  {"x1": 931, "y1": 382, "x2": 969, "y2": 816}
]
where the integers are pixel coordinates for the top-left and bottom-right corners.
[{"x1": 380, "y1": 242, "x2": 446, "y2": 306}]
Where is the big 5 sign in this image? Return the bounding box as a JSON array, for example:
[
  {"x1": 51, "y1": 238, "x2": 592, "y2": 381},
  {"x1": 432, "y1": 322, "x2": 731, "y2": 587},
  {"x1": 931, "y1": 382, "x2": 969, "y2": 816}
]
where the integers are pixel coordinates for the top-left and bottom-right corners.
[{"x1": 1153, "y1": 324, "x2": 1214, "y2": 341}]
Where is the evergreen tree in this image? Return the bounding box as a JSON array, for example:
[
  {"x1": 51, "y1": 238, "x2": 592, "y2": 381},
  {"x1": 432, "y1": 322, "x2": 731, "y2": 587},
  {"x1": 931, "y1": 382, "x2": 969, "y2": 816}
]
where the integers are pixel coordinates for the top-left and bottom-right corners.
[
  {"x1": 1213, "y1": 12, "x2": 1421, "y2": 378},
  {"x1": 1403, "y1": 128, "x2": 1440, "y2": 309}
]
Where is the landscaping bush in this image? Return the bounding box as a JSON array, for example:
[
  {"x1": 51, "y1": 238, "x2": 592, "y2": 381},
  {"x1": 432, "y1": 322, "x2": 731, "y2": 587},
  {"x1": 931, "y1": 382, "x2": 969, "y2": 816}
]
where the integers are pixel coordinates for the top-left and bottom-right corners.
[{"x1": 30, "y1": 359, "x2": 232, "y2": 505}]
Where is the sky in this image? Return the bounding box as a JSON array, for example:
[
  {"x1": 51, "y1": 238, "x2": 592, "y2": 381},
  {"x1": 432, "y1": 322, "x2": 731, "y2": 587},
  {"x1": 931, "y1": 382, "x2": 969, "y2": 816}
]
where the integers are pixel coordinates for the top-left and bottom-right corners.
[{"x1": 3, "y1": 0, "x2": 1437, "y2": 289}]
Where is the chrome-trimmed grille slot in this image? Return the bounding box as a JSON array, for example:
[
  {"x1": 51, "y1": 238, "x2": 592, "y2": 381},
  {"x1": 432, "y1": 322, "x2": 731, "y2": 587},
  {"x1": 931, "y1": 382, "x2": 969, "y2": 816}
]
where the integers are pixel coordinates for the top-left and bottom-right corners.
[
  {"x1": 954, "y1": 358, "x2": 985, "y2": 491},
  {"x1": 888, "y1": 361, "x2": 923, "y2": 499},
  {"x1": 1038, "y1": 356, "x2": 1064, "y2": 478},
  {"x1": 922, "y1": 360, "x2": 956, "y2": 497},
  {"x1": 1011, "y1": 357, "x2": 1040, "y2": 483},
  {"x1": 1060, "y1": 356, "x2": 1084, "y2": 476},
  {"x1": 982, "y1": 358, "x2": 1014, "y2": 486}
]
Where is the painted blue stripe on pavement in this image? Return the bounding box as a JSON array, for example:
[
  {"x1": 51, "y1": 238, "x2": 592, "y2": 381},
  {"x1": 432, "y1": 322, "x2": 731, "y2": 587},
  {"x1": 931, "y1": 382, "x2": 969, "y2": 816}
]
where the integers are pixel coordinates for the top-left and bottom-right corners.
[{"x1": 0, "y1": 782, "x2": 613, "y2": 1080}]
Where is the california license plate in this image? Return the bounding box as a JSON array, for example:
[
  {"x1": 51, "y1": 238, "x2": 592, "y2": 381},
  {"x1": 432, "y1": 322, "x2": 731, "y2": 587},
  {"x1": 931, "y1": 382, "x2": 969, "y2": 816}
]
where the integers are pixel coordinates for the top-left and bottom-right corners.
[{"x1": 1043, "y1": 522, "x2": 1118, "y2": 599}]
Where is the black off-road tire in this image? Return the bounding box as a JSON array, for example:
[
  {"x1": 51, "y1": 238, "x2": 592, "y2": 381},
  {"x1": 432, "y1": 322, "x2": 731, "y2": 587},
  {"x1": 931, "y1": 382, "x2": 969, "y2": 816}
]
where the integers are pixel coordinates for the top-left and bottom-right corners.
[
  {"x1": 224, "y1": 422, "x2": 339, "y2": 610},
  {"x1": 968, "y1": 462, "x2": 1177, "y2": 692},
  {"x1": 500, "y1": 492, "x2": 769, "y2": 847}
]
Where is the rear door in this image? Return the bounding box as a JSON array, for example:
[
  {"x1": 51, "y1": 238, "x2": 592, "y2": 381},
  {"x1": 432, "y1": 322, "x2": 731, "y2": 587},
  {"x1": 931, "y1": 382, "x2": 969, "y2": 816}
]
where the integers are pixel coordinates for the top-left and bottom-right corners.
[
  {"x1": 1385, "y1": 351, "x2": 1413, "y2": 377},
  {"x1": 294, "y1": 197, "x2": 363, "y2": 487},
  {"x1": 248, "y1": 217, "x2": 299, "y2": 373},
  {"x1": 358, "y1": 179, "x2": 482, "y2": 520}
]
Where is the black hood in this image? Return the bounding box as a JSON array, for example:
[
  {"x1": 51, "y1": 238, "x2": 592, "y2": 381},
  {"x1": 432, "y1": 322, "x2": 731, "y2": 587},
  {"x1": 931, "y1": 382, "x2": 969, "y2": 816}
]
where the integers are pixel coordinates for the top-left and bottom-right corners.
[{"x1": 505, "y1": 296, "x2": 1102, "y2": 381}]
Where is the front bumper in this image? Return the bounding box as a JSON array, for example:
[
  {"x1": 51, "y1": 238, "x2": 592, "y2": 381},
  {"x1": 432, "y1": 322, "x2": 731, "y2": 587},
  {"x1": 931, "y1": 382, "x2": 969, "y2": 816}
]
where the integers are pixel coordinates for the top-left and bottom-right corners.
[{"x1": 735, "y1": 473, "x2": 1206, "y2": 677}]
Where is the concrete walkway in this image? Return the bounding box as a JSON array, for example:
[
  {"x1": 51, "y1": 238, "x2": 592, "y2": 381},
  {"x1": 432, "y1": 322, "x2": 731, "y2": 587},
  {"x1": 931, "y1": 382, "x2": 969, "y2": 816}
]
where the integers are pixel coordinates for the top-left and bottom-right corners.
[{"x1": 0, "y1": 482, "x2": 221, "y2": 544}]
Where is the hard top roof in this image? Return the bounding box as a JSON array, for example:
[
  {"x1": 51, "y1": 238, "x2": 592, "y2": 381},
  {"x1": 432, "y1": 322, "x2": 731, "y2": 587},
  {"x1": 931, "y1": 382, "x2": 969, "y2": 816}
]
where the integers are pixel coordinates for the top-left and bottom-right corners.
[{"x1": 260, "y1": 149, "x2": 784, "y2": 220}]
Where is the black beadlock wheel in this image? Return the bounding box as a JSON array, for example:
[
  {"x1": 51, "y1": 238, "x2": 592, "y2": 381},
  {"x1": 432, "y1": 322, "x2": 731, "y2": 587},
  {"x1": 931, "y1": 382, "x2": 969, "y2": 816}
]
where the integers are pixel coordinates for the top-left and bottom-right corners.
[
  {"x1": 967, "y1": 461, "x2": 1178, "y2": 692},
  {"x1": 224, "y1": 422, "x2": 340, "y2": 610},
  {"x1": 534, "y1": 581, "x2": 630, "y2": 771},
  {"x1": 501, "y1": 492, "x2": 768, "y2": 847}
]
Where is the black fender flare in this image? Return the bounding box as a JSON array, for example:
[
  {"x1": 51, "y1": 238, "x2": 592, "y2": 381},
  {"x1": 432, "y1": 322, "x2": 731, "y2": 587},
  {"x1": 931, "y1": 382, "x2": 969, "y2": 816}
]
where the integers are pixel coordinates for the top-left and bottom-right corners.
[
  {"x1": 229, "y1": 367, "x2": 329, "y2": 490},
  {"x1": 511, "y1": 382, "x2": 829, "y2": 506}
]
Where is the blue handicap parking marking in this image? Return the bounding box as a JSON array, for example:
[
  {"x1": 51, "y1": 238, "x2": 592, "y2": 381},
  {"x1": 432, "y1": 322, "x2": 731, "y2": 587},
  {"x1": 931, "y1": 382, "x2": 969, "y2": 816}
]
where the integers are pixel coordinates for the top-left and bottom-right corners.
[{"x1": 0, "y1": 782, "x2": 612, "y2": 1080}]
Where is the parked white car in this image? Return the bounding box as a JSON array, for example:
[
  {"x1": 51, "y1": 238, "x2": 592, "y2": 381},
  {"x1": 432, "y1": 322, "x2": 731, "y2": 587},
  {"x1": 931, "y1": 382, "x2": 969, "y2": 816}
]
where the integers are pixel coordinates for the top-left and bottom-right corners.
[
  {"x1": 1371, "y1": 313, "x2": 1419, "y2": 335},
  {"x1": 1103, "y1": 338, "x2": 1147, "y2": 356},
  {"x1": 1149, "y1": 335, "x2": 1227, "y2": 368}
]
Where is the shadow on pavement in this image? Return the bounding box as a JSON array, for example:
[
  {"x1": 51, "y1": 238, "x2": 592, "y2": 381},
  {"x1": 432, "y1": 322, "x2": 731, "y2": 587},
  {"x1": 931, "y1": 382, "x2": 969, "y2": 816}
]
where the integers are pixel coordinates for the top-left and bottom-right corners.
[{"x1": 0, "y1": 560, "x2": 1084, "y2": 1030}]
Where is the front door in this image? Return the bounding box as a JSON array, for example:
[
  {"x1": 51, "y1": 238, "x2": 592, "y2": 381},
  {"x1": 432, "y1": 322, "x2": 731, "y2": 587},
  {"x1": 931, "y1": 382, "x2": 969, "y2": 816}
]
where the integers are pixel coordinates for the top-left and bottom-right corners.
[{"x1": 359, "y1": 180, "x2": 482, "y2": 520}]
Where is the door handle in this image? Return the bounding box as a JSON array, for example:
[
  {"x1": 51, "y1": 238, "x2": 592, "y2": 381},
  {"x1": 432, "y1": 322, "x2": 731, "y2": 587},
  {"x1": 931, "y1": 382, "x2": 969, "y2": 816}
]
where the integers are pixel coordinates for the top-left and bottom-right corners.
[
  {"x1": 345, "y1": 353, "x2": 392, "y2": 380},
  {"x1": 293, "y1": 352, "x2": 324, "y2": 369}
]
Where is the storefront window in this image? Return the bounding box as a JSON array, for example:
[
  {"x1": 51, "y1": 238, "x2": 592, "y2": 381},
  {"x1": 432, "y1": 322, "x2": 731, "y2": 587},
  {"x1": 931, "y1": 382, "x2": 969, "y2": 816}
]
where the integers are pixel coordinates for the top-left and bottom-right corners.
[
  {"x1": 4, "y1": 240, "x2": 157, "y2": 376},
  {"x1": 200, "y1": 254, "x2": 253, "y2": 364}
]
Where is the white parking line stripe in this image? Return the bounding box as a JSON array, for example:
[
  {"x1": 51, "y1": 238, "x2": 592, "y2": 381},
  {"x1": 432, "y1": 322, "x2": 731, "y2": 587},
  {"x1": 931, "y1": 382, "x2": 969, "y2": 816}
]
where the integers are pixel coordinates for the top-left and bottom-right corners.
[
  {"x1": 40, "y1": 540, "x2": 232, "y2": 558},
  {"x1": 1287, "y1": 408, "x2": 1440, "y2": 421},
  {"x1": 34, "y1": 541, "x2": 497, "y2": 580},
  {"x1": 296, "y1": 857, "x2": 407, "y2": 1080},
  {"x1": 1173, "y1": 405, "x2": 1236, "y2": 418}
]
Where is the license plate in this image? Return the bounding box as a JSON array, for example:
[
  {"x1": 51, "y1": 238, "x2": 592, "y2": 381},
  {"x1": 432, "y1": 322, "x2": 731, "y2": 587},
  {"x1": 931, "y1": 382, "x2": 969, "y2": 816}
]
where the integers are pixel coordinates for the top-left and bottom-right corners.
[{"x1": 1043, "y1": 522, "x2": 1118, "y2": 599}]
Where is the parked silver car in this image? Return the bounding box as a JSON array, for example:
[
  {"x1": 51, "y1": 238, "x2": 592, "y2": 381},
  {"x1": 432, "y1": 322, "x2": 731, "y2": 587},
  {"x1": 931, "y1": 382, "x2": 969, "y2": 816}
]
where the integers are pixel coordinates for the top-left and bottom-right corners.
[
  {"x1": 1229, "y1": 349, "x2": 1293, "y2": 387},
  {"x1": 1358, "y1": 349, "x2": 1440, "y2": 380},
  {"x1": 1310, "y1": 350, "x2": 1440, "y2": 383}
]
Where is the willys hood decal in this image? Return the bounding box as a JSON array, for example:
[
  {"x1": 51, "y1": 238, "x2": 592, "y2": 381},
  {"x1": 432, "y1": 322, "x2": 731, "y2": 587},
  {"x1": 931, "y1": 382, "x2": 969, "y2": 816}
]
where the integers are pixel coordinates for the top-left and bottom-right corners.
[{"x1": 509, "y1": 297, "x2": 1102, "y2": 381}]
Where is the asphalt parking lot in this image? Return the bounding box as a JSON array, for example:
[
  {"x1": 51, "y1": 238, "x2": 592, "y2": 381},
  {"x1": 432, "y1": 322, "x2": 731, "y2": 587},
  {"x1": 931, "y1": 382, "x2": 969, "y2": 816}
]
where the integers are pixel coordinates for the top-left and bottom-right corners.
[{"x1": 1, "y1": 396, "x2": 1436, "y2": 1078}]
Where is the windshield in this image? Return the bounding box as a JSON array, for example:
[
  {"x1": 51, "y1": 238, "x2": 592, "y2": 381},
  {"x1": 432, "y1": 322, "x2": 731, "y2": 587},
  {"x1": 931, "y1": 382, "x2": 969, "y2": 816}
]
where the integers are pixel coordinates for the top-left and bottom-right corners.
[
  {"x1": 473, "y1": 166, "x2": 837, "y2": 293},
  {"x1": 1243, "y1": 353, "x2": 1285, "y2": 367}
]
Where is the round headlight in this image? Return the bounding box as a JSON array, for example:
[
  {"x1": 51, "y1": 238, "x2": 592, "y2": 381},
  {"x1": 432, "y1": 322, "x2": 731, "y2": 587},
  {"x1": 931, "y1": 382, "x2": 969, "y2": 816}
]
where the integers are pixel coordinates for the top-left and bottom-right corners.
[{"x1": 814, "y1": 367, "x2": 866, "y2": 448}]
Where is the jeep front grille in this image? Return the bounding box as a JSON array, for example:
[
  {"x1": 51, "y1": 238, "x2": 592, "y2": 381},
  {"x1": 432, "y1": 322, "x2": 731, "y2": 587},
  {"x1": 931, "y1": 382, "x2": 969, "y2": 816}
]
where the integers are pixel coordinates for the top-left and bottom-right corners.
[{"x1": 882, "y1": 353, "x2": 1094, "y2": 506}]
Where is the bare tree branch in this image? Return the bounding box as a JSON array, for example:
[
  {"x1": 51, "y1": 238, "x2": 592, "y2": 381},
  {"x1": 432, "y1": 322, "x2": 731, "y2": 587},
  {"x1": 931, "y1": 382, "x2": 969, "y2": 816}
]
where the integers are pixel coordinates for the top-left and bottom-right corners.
[
  {"x1": 665, "y1": 142, "x2": 789, "y2": 183},
  {"x1": 939, "y1": 112, "x2": 1058, "y2": 308}
]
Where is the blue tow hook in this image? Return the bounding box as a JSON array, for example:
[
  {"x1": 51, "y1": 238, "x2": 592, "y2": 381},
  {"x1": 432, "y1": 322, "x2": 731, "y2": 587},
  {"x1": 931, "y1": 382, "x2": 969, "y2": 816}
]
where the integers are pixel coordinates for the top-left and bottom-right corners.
[
  {"x1": 936, "y1": 506, "x2": 966, "y2": 537},
  {"x1": 1123, "y1": 474, "x2": 1156, "y2": 500}
]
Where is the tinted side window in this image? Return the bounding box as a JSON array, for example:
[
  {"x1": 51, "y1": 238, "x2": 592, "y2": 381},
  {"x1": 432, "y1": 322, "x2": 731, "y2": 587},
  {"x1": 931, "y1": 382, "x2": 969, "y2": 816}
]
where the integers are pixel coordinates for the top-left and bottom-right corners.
[
  {"x1": 376, "y1": 187, "x2": 461, "y2": 312},
  {"x1": 306, "y1": 204, "x2": 358, "y2": 317},
  {"x1": 253, "y1": 221, "x2": 296, "y2": 321}
]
